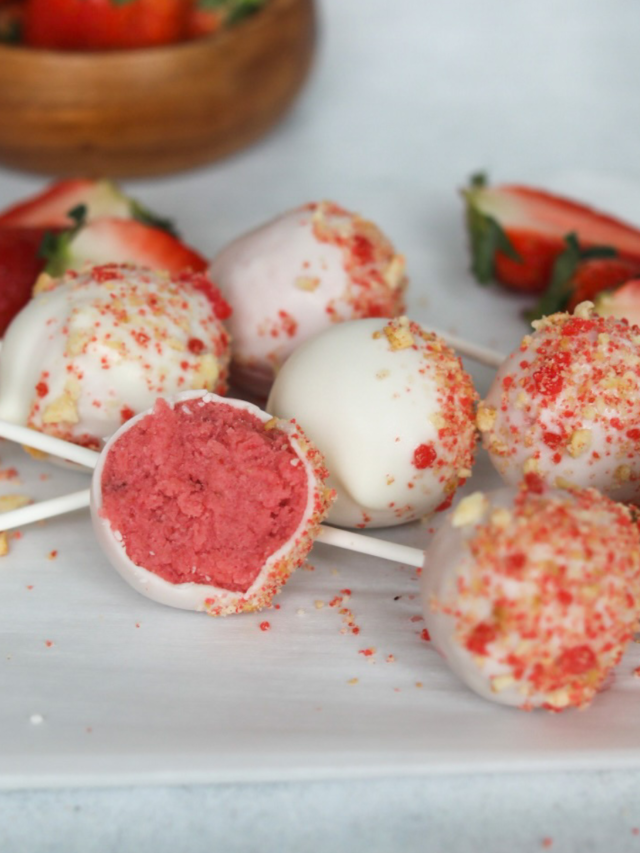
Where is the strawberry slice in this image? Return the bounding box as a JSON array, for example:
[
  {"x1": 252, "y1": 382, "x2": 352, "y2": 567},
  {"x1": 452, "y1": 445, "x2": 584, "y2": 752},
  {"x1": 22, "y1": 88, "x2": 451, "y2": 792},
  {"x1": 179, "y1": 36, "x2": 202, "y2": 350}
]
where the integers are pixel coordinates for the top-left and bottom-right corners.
[
  {"x1": 566, "y1": 257, "x2": 640, "y2": 312},
  {"x1": 42, "y1": 216, "x2": 208, "y2": 277},
  {"x1": 594, "y1": 280, "x2": 640, "y2": 326},
  {"x1": 23, "y1": 0, "x2": 188, "y2": 51},
  {"x1": 464, "y1": 174, "x2": 640, "y2": 293},
  {"x1": 526, "y1": 234, "x2": 640, "y2": 321},
  {"x1": 0, "y1": 227, "x2": 54, "y2": 335},
  {"x1": 0, "y1": 178, "x2": 175, "y2": 233}
]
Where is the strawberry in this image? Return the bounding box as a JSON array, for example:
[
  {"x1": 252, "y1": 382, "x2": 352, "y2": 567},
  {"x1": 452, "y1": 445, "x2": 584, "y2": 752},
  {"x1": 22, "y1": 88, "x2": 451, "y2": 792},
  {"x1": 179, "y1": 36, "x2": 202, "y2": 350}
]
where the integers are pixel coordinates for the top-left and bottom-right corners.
[
  {"x1": 0, "y1": 179, "x2": 130, "y2": 228},
  {"x1": 526, "y1": 234, "x2": 640, "y2": 321},
  {"x1": 186, "y1": 1, "x2": 223, "y2": 39},
  {"x1": 0, "y1": 0, "x2": 24, "y2": 43},
  {"x1": 0, "y1": 178, "x2": 176, "y2": 233},
  {"x1": 23, "y1": 0, "x2": 189, "y2": 51},
  {"x1": 186, "y1": 0, "x2": 265, "y2": 39},
  {"x1": 0, "y1": 227, "x2": 54, "y2": 335},
  {"x1": 464, "y1": 174, "x2": 640, "y2": 293},
  {"x1": 42, "y1": 214, "x2": 208, "y2": 277},
  {"x1": 566, "y1": 257, "x2": 640, "y2": 312},
  {"x1": 594, "y1": 279, "x2": 640, "y2": 325}
]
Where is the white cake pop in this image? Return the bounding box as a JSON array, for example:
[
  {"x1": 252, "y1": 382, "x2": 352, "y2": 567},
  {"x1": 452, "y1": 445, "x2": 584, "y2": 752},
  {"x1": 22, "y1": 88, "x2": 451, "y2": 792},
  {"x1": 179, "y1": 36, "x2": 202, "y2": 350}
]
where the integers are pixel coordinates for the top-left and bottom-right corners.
[
  {"x1": 421, "y1": 479, "x2": 640, "y2": 710},
  {"x1": 0, "y1": 264, "x2": 231, "y2": 449},
  {"x1": 267, "y1": 316, "x2": 478, "y2": 528},
  {"x1": 210, "y1": 201, "x2": 407, "y2": 396},
  {"x1": 478, "y1": 301, "x2": 640, "y2": 503}
]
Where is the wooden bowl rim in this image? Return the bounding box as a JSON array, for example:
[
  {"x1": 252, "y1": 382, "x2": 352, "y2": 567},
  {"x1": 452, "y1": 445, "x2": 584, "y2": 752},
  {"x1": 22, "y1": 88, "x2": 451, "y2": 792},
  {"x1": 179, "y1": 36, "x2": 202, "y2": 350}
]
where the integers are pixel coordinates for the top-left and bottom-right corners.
[{"x1": 0, "y1": 0, "x2": 310, "y2": 65}]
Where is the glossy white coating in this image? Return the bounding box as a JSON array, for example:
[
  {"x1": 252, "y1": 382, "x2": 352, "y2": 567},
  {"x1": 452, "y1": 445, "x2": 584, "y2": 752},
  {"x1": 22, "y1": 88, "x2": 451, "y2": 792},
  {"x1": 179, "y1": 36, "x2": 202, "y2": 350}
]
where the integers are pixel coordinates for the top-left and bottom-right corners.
[
  {"x1": 210, "y1": 202, "x2": 406, "y2": 396},
  {"x1": 268, "y1": 317, "x2": 477, "y2": 528},
  {"x1": 0, "y1": 265, "x2": 230, "y2": 449}
]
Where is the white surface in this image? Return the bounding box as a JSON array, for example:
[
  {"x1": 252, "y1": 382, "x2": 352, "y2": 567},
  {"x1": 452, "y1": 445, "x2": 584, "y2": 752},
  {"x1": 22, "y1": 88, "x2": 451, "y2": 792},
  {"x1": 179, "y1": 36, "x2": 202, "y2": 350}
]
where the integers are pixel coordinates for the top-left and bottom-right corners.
[{"x1": 3, "y1": 0, "x2": 640, "y2": 847}]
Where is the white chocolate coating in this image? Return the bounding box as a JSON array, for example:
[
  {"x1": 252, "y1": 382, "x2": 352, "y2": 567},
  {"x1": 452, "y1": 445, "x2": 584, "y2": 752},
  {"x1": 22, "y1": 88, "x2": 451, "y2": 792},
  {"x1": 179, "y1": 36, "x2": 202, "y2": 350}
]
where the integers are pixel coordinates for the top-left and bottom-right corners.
[
  {"x1": 478, "y1": 304, "x2": 640, "y2": 503},
  {"x1": 267, "y1": 317, "x2": 477, "y2": 528},
  {"x1": 90, "y1": 391, "x2": 333, "y2": 615},
  {"x1": 0, "y1": 265, "x2": 230, "y2": 449},
  {"x1": 421, "y1": 484, "x2": 640, "y2": 710},
  {"x1": 210, "y1": 201, "x2": 407, "y2": 396}
]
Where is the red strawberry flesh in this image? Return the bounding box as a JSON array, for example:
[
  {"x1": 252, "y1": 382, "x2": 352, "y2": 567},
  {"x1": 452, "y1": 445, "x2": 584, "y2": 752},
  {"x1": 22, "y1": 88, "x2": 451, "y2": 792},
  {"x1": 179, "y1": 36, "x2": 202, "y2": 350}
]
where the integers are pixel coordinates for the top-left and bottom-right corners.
[
  {"x1": 0, "y1": 227, "x2": 53, "y2": 335},
  {"x1": 0, "y1": 179, "x2": 129, "y2": 229},
  {"x1": 465, "y1": 179, "x2": 640, "y2": 293}
]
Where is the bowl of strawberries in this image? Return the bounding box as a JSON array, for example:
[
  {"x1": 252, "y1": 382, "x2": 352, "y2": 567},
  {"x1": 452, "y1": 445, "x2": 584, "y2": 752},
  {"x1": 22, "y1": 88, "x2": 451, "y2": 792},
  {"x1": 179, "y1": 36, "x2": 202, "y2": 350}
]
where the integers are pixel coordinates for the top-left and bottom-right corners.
[{"x1": 0, "y1": 0, "x2": 316, "y2": 177}]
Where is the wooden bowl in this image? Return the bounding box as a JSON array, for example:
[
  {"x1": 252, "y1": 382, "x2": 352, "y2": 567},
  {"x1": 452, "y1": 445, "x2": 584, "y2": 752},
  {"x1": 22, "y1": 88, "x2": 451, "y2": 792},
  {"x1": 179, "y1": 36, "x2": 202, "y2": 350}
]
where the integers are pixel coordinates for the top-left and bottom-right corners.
[{"x1": 0, "y1": 0, "x2": 316, "y2": 178}]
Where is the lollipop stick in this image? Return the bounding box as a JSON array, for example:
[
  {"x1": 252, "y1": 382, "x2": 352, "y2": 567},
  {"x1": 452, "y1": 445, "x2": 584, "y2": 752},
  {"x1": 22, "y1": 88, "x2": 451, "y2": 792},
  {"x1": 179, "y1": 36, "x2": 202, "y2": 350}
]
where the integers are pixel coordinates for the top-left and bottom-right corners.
[
  {"x1": 429, "y1": 327, "x2": 505, "y2": 369},
  {"x1": 0, "y1": 420, "x2": 99, "y2": 469},
  {"x1": 0, "y1": 483, "x2": 425, "y2": 568},
  {"x1": 0, "y1": 420, "x2": 426, "y2": 567},
  {"x1": 0, "y1": 489, "x2": 91, "y2": 531},
  {"x1": 315, "y1": 525, "x2": 424, "y2": 567}
]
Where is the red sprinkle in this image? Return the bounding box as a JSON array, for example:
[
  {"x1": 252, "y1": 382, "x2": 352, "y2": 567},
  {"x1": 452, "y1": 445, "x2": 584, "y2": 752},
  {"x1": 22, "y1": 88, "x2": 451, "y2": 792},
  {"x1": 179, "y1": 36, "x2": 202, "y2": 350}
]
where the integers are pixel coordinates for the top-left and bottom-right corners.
[
  {"x1": 412, "y1": 443, "x2": 437, "y2": 469},
  {"x1": 465, "y1": 622, "x2": 497, "y2": 655},
  {"x1": 555, "y1": 645, "x2": 597, "y2": 676},
  {"x1": 187, "y1": 337, "x2": 205, "y2": 355},
  {"x1": 259, "y1": 621, "x2": 271, "y2": 632}
]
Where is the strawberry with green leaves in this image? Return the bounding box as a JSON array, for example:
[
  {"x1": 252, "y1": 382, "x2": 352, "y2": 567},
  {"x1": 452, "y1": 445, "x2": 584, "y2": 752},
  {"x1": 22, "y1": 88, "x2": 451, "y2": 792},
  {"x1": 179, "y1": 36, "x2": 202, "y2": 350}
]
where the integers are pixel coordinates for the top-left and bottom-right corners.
[
  {"x1": 41, "y1": 208, "x2": 207, "y2": 277},
  {"x1": 524, "y1": 233, "x2": 640, "y2": 321},
  {"x1": 0, "y1": 178, "x2": 206, "y2": 334},
  {"x1": 186, "y1": 0, "x2": 265, "y2": 38},
  {"x1": 464, "y1": 174, "x2": 640, "y2": 293},
  {"x1": 23, "y1": 0, "x2": 189, "y2": 51},
  {"x1": 0, "y1": 178, "x2": 174, "y2": 230}
]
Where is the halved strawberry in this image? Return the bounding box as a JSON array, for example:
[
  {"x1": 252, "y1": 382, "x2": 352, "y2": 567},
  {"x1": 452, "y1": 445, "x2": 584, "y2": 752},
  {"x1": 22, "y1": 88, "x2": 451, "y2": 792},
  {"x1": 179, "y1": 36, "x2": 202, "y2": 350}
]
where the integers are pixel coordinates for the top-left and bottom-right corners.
[
  {"x1": 463, "y1": 174, "x2": 640, "y2": 293},
  {"x1": 0, "y1": 178, "x2": 175, "y2": 233},
  {"x1": 23, "y1": 0, "x2": 189, "y2": 50},
  {"x1": 526, "y1": 234, "x2": 640, "y2": 321},
  {"x1": 566, "y1": 257, "x2": 640, "y2": 312},
  {"x1": 0, "y1": 227, "x2": 53, "y2": 335},
  {"x1": 594, "y1": 279, "x2": 640, "y2": 326},
  {"x1": 42, "y1": 216, "x2": 208, "y2": 277}
]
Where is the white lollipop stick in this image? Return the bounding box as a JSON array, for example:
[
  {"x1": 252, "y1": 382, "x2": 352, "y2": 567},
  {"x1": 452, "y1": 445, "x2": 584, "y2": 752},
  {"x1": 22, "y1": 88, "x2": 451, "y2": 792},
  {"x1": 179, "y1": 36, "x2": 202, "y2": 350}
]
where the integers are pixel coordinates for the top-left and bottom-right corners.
[
  {"x1": 316, "y1": 525, "x2": 423, "y2": 567},
  {"x1": 0, "y1": 418, "x2": 426, "y2": 567},
  {"x1": 0, "y1": 489, "x2": 91, "y2": 531},
  {"x1": 429, "y1": 327, "x2": 505, "y2": 369},
  {"x1": 0, "y1": 421, "x2": 99, "y2": 469}
]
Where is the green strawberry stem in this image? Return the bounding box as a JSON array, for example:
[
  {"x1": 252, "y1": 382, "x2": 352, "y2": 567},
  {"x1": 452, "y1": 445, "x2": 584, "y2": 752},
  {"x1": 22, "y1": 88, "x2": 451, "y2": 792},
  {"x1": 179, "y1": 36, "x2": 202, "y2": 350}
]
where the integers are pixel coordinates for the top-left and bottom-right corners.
[
  {"x1": 525, "y1": 235, "x2": 616, "y2": 323},
  {"x1": 463, "y1": 173, "x2": 521, "y2": 284}
]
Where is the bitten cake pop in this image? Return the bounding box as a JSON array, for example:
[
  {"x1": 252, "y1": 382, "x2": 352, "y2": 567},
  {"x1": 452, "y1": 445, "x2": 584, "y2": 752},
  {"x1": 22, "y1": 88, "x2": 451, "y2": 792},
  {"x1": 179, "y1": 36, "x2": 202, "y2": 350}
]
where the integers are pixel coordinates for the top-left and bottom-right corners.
[
  {"x1": 421, "y1": 478, "x2": 640, "y2": 710},
  {"x1": 209, "y1": 201, "x2": 407, "y2": 396},
  {"x1": 477, "y1": 301, "x2": 640, "y2": 503},
  {"x1": 0, "y1": 264, "x2": 231, "y2": 449},
  {"x1": 268, "y1": 316, "x2": 478, "y2": 528},
  {"x1": 91, "y1": 392, "x2": 333, "y2": 614},
  {"x1": 0, "y1": 391, "x2": 333, "y2": 614}
]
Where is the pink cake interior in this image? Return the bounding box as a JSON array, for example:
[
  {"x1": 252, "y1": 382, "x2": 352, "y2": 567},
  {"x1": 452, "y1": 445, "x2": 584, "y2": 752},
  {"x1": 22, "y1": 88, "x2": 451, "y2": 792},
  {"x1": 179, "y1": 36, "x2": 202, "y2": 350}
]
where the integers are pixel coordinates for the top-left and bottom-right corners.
[{"x1": 100, "y1": 398, "x2": 310, "y2": 592}]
